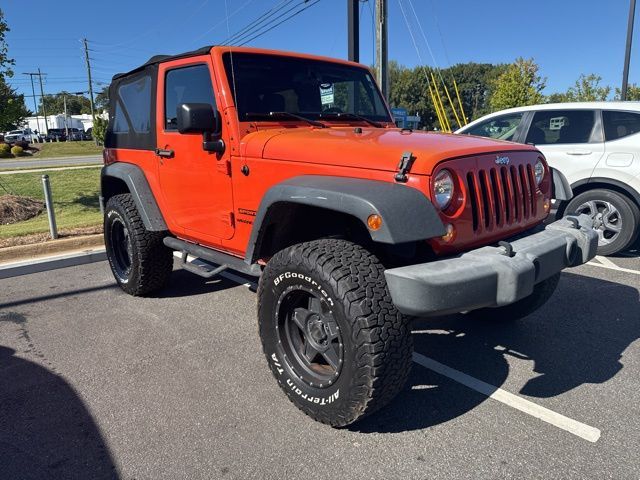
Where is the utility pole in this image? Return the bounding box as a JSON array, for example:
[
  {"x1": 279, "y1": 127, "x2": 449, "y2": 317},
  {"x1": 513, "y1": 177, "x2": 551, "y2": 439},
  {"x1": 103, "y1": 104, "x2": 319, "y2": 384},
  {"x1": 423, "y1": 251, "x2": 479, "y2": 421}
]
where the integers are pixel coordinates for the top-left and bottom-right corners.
[
  {"x1": 375, "y1": 0, "x2": 388, "y2": 99},
  {"x1": 22, "y1": 72, "x2": 41, "y2": 136},
  {"x1": 622, "y1": 0, "x2": 637, "y2": 100},
  {"x1": 37, "y1": 68, "x2": 49, "y2": 135},
  {"x1": 83, "y1": 38, "x2": 96, "y2": 124},
  {"x1": 347, "y1": 0, "x2": 359, "y2": 62}
]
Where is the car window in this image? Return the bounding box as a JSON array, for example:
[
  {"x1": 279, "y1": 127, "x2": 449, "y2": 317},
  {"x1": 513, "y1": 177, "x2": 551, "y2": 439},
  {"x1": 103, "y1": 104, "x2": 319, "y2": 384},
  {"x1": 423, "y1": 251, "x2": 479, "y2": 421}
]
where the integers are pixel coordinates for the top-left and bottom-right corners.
[
  {"x1": 463, "y1": 113, "x2": 524, "y2": 141},
  {"x1": 165, "y1": 64, "x2": 216, "y2": 130},
  {"x1": 525, "y1": 110, "x2": 595, "y2": 145},
  {"x1": 603, "y1": 110, "x2": 640, "y2": 141}
]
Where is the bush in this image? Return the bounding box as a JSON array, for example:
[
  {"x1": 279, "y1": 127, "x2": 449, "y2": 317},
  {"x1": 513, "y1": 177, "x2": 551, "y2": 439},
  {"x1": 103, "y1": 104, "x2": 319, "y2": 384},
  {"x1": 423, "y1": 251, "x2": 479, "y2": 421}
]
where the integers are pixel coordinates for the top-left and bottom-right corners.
[
  {"x1": 92, "y1": 116, "x2": 107, "y2": 145},
  {"x1": 10, "y1": 145, "x2": 25, "y2": 157},
  {"x1": 0, "y1": 143, "x2": 11, "y2": 158}
]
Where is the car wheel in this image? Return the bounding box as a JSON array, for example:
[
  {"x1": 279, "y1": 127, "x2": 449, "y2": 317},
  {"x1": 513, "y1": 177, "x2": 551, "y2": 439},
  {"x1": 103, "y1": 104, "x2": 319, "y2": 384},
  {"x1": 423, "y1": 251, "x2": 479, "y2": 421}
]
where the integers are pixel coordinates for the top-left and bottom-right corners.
[
  {"x1": 104, "y1": 193, "x2": 173, "y2": 296},
  {"x1": 565, "y1": 189, "x2": 639, "y2": 256},
  {"x1": 258, "y1": 239, "x2": 413, "y2": 427}
]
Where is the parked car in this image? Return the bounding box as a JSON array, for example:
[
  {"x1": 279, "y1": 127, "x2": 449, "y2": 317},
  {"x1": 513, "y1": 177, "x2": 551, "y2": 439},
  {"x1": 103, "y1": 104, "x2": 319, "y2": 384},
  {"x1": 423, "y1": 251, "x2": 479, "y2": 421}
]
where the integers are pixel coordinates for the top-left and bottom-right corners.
[
  {"x1": 44, "y1": 128, "x2": 67, "y2": 142},
  {"x1": 457, "y1": 102, "x2": 640, "y2": 255},
  {"x1": 4, "y1": 128, "x2": 39, "y2": 144},
  {"x1": 67, "y1": 128, "x2": 85, "y2": 141},
  {"x1": 83, "y1": 127, "x2": 93, "y2": 140},
  {"x1": 101, "y1": 45, "x2": 596, "y2": 427}
]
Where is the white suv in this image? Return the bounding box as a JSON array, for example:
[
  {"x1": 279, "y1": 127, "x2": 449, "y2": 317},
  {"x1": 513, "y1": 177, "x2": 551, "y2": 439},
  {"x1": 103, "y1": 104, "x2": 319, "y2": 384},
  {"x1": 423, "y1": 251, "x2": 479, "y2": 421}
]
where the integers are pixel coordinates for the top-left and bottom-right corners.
[
  {"x1": 4, "y1": 128, "x2": 39, "y2": 144},
  {"x1": 457, "y1": 102, "x2": 640, "y2": 255}
]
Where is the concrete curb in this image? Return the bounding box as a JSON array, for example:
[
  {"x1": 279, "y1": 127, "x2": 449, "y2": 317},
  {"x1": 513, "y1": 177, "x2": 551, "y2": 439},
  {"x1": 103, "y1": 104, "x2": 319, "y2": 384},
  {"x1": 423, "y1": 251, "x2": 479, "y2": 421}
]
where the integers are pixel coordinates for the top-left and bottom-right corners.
[
  {"x1": 0, "y1": 247, "x2": 107, "y2": 279},
  {"x1": 0, "y1": 234, "x2": 104, "y2": 263}
]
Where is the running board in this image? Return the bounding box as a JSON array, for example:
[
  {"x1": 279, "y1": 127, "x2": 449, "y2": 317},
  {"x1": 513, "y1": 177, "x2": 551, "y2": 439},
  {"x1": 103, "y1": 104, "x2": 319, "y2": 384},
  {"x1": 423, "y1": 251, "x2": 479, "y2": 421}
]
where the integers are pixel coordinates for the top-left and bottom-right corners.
[{"x1": 163, "y1": 237, "x2": 262, "y2": 277}]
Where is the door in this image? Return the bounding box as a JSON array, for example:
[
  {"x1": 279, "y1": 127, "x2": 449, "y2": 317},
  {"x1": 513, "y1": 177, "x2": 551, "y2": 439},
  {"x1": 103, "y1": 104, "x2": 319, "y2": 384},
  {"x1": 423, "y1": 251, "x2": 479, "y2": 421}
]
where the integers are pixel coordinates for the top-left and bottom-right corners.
[
  {"x1": 157, "y1": 59, "x2": 234, "y2": 241},
  {"x1": 523, "y1": 109, "x2": 604, "y2": 185}
]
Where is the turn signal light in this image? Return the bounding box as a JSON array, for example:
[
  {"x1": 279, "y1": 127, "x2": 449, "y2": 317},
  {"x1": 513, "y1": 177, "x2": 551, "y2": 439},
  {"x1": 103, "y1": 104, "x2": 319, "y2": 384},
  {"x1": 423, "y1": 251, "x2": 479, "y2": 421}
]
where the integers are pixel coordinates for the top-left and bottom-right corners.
[
  {"x1": 544, "y1": 199, "x2": 551, "y2": 213},
  {"x1": 367, "y1": 214, "x2": 383, "y2": 230},
  {"x1": 441, "y1": 223, "x2": 455, "y2": 242}
]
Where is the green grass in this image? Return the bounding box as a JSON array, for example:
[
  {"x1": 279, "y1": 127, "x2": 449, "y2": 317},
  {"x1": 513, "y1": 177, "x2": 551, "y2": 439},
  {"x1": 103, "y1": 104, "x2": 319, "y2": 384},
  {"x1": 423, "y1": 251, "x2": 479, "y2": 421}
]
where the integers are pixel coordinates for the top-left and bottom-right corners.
[
  {"x1": 0, "y1": 168, "x2": 101, "y2": 238},
  {"x1": 33, "y1": 141, "x2": 103, "y2": 159}
]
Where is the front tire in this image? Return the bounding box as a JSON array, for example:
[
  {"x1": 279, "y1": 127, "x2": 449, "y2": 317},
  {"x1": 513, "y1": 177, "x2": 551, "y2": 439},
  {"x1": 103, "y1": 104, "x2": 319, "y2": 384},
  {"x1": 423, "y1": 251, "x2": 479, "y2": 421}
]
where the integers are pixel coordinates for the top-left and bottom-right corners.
[
  {"x1": 565, "y1": 189, "x2": 639, "y2": 256},
  {"x1": 104, "y1": 193, "x2": 173, "y2": 296},
  {"x1": 258, "y1": 239, "x2": 413, "y2": 427}
]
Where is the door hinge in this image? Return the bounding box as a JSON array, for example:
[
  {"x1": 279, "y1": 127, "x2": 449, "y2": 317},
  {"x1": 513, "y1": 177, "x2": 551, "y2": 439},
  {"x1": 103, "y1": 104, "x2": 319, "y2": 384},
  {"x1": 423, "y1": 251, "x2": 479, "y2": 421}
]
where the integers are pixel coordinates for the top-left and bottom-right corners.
[
  {"x1": 220, "y1": 211, "x2": 234, "y2": 227},
  {"x1": 217, "y1": 159, "x2": 231, "y2": 175}
]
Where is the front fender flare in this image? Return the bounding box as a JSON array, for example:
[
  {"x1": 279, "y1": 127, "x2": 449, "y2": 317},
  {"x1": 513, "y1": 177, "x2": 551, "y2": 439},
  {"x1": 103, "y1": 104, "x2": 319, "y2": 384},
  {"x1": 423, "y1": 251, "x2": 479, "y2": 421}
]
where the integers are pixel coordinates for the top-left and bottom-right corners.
[{"x1": 246, "y1": 175, "x2": 445, "y2": 263}]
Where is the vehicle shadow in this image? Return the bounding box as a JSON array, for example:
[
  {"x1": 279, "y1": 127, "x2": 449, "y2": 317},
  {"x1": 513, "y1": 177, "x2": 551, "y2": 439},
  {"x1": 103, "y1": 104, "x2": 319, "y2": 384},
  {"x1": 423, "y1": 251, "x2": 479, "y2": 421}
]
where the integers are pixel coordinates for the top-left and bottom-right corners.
[
  {"x1": 353, "y1": 271, "x2": 639, "y2": 433},
  {"x1": 153, "y1": 268, "x2": 256, "y2": 299},
  {"x1": 0, "y1": 331, "x2": 119, "y2": 479}
]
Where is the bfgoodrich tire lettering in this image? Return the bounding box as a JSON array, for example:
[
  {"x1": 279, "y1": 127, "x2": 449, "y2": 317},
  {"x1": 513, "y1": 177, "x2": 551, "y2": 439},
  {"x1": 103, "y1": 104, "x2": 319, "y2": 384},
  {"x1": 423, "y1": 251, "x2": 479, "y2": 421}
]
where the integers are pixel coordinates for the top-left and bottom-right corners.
[
  {"x1": 104, "y1": 193, "x2": 173, "y2": 296},
  {"x1": 258, "y1": 239, "x2": 413, "y2": 427}
]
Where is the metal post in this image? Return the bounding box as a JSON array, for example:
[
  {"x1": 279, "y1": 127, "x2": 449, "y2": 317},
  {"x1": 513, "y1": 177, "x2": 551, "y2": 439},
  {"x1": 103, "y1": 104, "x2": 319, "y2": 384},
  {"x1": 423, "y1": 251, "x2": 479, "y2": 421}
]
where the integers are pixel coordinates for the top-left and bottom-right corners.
[
  {"x1": 622, "y1": 0, "x2": 637, "y2": 100},
  {"x1": 41, "y1": 175, "x2": 58, "y2": 240},
  {"x1": 348, "y1": 0, "x2": 359, "y2": 62},
  {"x1": 375, "y1": 0, "x2": 388, "y2": 99}
]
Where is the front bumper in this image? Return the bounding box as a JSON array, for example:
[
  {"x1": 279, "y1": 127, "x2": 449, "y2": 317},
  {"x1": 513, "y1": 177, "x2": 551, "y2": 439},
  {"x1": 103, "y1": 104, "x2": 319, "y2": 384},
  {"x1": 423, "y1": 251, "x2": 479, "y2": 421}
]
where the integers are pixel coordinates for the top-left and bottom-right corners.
[{"x1": 384, "y1": 215, "x2": 598, "y2": 316}]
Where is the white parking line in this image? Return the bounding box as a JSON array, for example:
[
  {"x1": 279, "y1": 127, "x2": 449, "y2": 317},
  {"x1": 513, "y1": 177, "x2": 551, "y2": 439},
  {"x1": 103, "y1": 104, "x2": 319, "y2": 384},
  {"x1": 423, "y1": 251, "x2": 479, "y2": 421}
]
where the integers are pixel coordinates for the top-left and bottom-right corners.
[
  {"x1": 586, "y1": 255, "x2": 640, "y2": 275},
  {"x1": 172, "y1": 253, "x2": 603, "y2": 442},
  {"x1": 412, "y1": 352, "x2": 601, "y2": 443}
]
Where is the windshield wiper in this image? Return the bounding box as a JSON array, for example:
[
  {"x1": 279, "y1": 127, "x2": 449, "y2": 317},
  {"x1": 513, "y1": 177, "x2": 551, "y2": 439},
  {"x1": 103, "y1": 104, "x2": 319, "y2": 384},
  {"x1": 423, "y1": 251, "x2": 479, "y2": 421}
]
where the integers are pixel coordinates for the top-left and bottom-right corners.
[
  {"x1": 320, "y1": 112, "x2": 384, "y2": 128},
  {"x1": 245, "y1": 111, "x2": 328, "y2": 128}
]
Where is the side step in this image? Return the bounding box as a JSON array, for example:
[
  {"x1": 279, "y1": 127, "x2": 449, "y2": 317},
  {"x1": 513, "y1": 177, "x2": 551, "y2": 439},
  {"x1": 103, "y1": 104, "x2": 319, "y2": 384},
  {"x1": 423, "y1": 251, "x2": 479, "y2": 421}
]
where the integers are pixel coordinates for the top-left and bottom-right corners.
[{"x1": 163, "y1": 237, "x2": 262, "y2": 278}]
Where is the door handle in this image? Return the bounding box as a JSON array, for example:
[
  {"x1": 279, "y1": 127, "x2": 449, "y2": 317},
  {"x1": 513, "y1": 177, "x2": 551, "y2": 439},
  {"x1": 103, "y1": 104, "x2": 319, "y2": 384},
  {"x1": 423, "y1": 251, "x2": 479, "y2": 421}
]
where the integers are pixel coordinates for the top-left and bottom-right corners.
[
  {"x1": 155, "y1": 148, "x2": 174, "y2": 158},
  {"x1": 566, "y1": 150, "x2": 592, "y2": 156}
]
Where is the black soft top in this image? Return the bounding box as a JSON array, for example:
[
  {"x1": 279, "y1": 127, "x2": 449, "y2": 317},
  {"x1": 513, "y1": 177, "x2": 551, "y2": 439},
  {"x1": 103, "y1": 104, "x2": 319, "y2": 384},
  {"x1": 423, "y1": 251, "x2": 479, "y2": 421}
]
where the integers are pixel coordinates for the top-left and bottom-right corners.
[{"x1": 112, "y1": 45, "x2": 214, "y2": 81}]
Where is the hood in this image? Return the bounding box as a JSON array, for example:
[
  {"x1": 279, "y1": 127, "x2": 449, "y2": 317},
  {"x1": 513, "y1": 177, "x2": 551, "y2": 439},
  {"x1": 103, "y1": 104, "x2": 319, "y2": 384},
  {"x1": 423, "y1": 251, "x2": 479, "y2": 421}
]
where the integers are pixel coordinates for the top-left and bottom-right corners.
[{"x1": 240, "y1": 127, "x2": 538, "y2": 175}]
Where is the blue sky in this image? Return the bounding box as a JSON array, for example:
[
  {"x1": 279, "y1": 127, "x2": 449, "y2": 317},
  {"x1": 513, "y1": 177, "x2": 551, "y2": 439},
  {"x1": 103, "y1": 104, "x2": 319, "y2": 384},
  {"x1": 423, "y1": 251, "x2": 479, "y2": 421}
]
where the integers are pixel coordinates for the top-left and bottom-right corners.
[{"x1": 3, "y1": 0, "x2": 639, "y2": 107}]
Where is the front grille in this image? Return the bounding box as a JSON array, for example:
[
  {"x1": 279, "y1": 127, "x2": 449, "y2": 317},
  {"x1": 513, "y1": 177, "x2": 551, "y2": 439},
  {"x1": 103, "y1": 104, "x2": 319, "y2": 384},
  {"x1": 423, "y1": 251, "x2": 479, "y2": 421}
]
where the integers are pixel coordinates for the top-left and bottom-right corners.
[{"x1": 466, "y1": 164, "x2": 537, "y2": 232}]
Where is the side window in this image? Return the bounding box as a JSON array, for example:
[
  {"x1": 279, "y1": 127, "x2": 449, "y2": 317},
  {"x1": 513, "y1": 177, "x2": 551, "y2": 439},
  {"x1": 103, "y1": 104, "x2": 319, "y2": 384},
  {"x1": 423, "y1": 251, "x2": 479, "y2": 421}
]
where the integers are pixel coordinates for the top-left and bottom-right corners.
[
  {"x1": 113, "y1": 101, "x2": 129, "y2": 133},
  {"x1": 165, "y1": 64, "x2": 216, "y2": 130},
  {"x1": 525, "y1": 110, "x2": 595, "y2": 145},
  {"x1": 464, "y1": 113, "x2": 524, "y2": 141},
  {"x1": 603, "y1": 110, "x2": 640, "y2": 141},
  {"x1": 118, "y1": 76, "x2": 152, "y2": 133}
]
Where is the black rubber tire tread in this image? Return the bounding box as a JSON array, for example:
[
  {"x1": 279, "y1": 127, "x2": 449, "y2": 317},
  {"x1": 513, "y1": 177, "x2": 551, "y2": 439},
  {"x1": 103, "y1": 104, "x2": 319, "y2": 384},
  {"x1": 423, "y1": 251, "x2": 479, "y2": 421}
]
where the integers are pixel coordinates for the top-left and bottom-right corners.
[
  {"x1": 104, "y1": 193, "x2": 173, "y2": 296},
  {"x1": 468, "y1": 273, "x2": 561, "y2": 322},
  {"x1": 258, "y1": 239, "x2": 413, "y2": 427},
  {"x1": 565, "y1": 189, "x2": 640, "y2": 256}
]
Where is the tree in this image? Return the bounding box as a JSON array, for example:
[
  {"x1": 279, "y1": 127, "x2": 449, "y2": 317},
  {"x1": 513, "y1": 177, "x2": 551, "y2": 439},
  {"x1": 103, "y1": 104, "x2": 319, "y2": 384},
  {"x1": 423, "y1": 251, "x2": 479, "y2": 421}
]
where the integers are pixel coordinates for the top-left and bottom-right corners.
[
  {"x1": 489, "y1": 58, "x2": 545, "y2": 111},
  {"x1": 92, "y1": 116, "x2": 107, "y2": 145},
  {"x1": 565, "y1": 74, "x2": 610, "y2": 102},
  {"x1": 614, "y1": 84, "x2": 640, "y2": 101},
  {"x1": 38, "y1": 93, "x2": 92, "y2": 116},
  {"x1": 0, "y1": 8, "x2": 14, "y2": 79},
  {"x1": 95, "y1": 85, "x2": 109, "y2": 111},
  {"x1": 0, "y1": 78, "x2": 31, "y2": 131}
]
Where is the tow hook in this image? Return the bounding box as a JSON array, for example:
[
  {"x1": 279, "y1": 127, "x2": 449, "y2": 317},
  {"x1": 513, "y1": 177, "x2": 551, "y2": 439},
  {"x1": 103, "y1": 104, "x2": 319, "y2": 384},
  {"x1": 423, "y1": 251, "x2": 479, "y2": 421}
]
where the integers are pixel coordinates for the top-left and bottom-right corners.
[{"x1": 498, "y1": 241, "x2": 515, "y2": 257}]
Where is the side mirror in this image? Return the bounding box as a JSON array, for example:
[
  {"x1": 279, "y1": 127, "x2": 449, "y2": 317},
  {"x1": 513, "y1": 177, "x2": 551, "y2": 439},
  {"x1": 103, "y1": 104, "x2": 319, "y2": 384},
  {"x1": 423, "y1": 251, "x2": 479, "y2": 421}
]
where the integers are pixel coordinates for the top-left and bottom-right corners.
[{"x1": 176, "y1": 103, "x2": 224, "y2": 153}]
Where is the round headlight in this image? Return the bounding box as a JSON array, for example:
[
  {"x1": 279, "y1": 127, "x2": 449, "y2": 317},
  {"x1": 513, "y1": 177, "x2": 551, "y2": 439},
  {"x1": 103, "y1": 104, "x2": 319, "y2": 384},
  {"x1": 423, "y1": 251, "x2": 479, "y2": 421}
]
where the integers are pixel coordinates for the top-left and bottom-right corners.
[
  {"x1": 534, "y1": 159, "x2": 545, "y2": 185},
  {"x1": 433, "y1": 169, "x2": 455, "y2": 209}
]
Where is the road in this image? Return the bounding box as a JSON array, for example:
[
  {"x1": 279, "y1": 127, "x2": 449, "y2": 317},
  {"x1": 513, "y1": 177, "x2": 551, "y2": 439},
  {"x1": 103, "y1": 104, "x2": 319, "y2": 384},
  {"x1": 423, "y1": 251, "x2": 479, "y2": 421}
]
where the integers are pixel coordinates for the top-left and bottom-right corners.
[
  {"x1": 0, "y1": 254, "x2": 639, "y2": 479},
  {"x1": 0, "y1": 154, "x2": 102, "y2": 169}
]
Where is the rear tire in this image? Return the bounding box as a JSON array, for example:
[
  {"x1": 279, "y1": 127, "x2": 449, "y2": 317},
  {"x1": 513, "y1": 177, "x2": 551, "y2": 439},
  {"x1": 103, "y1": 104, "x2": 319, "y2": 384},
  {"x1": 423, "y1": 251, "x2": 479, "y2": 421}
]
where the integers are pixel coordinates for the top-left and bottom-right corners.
[
  {"x1": 565, "y1": 189, "x2": 639, "y2": 256},
  {"x1": 258, "y1": 239, "x2": 413, "y2": 427},
  {"x1": 104, "y1": 193, "x2": 173, "y2": 296},
  {"x1": 467, "y1": 273, "x2": 560, "y2": 322}
]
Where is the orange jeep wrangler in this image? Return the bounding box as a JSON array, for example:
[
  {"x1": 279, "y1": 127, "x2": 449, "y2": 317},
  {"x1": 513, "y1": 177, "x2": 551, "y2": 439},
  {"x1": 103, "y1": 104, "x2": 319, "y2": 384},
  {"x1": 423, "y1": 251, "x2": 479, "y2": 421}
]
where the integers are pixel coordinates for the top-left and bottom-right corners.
[{"x1": 101, "y1": 46, "x2": 597, "y2": 426}]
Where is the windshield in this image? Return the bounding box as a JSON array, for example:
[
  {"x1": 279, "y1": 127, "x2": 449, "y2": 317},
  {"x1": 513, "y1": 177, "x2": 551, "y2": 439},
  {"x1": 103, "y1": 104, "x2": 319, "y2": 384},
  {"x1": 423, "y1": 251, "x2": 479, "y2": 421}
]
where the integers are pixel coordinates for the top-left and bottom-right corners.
[
  {"x1": 9, "y1": 130, "x2": 21, "y2": 134},
  {"x1": 223, "y1": 53, "x2": 391, "y2": 123}
]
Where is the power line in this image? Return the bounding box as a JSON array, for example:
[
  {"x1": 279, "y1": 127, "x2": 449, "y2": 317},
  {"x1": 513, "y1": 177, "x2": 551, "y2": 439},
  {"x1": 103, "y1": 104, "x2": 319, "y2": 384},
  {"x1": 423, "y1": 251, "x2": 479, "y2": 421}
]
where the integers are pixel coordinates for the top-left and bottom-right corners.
[
  {"x1": 230, "y1": 0, "x2": 321, "y2": 46},
  {"x1": 221, "y1": 0, "x2": 297, "y2": 45}
]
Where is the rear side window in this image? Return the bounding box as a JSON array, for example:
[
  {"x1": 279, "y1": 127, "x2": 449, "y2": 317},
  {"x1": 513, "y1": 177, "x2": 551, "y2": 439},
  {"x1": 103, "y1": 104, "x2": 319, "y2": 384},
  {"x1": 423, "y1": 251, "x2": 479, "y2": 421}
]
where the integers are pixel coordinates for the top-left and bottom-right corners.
[
  {"x1": 165, "y1": 64, "x2": 215, "y2": 130},
  {"x1": 603, "y1": 110, "x2": 640, "y2": 141},
  {"x1": 525, "y1": 110, "x2": 596, "y2": 145},
  {"x1": 118, "y1": 76, "x2": 152, "y2": 133},
  {"x1": 464, "y1": 113, "x2": 524, "y2": 141}
]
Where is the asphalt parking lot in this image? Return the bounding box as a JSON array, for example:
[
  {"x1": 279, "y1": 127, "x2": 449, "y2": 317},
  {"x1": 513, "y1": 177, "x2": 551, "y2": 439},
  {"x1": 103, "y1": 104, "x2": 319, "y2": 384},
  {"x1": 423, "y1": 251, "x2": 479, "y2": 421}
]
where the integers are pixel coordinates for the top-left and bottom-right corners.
[{"x1": 1, "y1": 249, "x2": 639, "y2": 479}]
